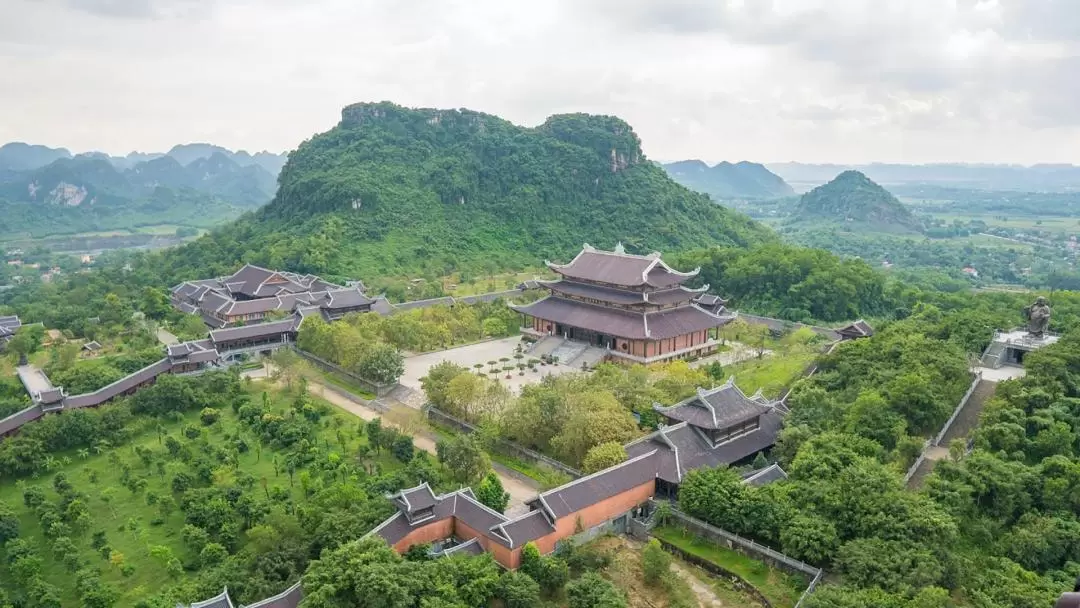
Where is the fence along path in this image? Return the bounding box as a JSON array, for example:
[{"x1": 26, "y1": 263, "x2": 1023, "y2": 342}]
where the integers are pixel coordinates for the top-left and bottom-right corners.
[
  {"x1": 905, "y1": 372, "x2": 998, "y2": 489},
  {"x1": 639, "y1": 503, "x2": 824, "y2": 607}
]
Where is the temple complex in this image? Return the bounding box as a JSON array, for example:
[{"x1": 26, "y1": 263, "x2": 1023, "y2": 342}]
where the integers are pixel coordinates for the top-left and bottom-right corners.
[
  {"x1": 512, "y1": 244, "x2": 735, "y2": 364},
  {"x1": 372, "y1": 377, "x2": 785, "y2": 568},
  {"x1": 0, "y1": 315, "x2": 20, "y2": 350},
  {"x1": 171, "y1": 264, "x2": 392, "y2": 328}
]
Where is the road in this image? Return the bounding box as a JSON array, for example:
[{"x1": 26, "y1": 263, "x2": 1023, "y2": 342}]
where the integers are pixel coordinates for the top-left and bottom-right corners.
[{"x1": 243, "y1": 367, "x2": 539, "y2": 515}]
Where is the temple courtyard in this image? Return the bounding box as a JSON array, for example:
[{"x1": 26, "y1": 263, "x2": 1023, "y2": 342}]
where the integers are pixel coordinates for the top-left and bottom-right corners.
[{"x1": 399, "y1": 336, "x2": 581, "y2": 395}]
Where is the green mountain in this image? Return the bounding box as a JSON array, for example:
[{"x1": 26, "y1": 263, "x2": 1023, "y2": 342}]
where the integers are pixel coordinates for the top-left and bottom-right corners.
[
  {"x1": 157, "y1": 102, "x2": 774, "y2": 282},
  {"x1": 791, "y1": 170, "x2": 921, "y2": 233},
  {"x1": 0, "y1": 153, "x2": 277, "y2": 238},
  {"x1": 663, "y1": 159, "x2": 794, "y2": 200}
]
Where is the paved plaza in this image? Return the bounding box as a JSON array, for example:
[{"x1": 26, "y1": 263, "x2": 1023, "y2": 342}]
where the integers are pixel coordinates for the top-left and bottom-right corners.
[{"x1": 399, "y1": 336, "x2": 580, "y2": 394}]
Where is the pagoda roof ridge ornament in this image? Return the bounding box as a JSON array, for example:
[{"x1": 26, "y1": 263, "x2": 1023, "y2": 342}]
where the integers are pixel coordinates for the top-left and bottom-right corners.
[{"x1": 614, "y1": 242, "x2": 625, "y2": 254}]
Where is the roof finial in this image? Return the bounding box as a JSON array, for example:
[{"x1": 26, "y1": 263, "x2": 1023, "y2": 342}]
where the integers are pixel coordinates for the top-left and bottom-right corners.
[{"x1": 614, "y1": 241, "x2": 625, "y2": 254}]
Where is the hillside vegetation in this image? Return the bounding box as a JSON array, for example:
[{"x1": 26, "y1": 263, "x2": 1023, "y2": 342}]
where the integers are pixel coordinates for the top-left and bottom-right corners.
[
  {"x1": 790, "y1": 171, "x2": 921, "y2": 234},
  {"x1": 663, "y1": 159, "x2": 794, "y2": 200},
  {"x1": 151, "y1": 102, "x2": 775, "y2": 283}
]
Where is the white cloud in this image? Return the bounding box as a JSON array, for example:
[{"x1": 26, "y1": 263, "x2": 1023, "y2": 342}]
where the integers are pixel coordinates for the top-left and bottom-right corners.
[{"x1": 0, "y1": 0, "x2": 1077, "y2": 162}]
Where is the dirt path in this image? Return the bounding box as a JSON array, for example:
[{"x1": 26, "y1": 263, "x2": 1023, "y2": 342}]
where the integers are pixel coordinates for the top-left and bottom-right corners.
[
  {"x1": 670, "y1": 560, "x2": 726, "y2": 607},
  {"x1": 246, "y1": 370, "x2": 540, "y2": 514}
]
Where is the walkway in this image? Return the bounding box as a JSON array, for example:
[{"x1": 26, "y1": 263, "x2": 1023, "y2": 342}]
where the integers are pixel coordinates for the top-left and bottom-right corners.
[
  {"x1": 16, "y1": 365, "x2": 54, "y2": 396},
  {"x1": 243, "y1": 368, "x2": 540, "y2": 515},
  {"x1": 907, "y1": 372, "x2": 1001, "y2": 490},
  {"x1": 156, "y1": 327, "x2": 180, "y2": 346},
  {"x1": 400, "y1": 336, "x2": 578, "y2": 397}
]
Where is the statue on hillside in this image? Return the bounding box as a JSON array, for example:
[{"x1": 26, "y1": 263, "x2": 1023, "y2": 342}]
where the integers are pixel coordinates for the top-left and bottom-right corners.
[{"x1": 1024, "y1": 296, "x2": 1052, "y2": 338}]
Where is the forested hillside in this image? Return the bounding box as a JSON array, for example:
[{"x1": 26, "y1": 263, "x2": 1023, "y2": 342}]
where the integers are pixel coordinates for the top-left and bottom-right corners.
[
  {"x1": 791, "y1": 171, "x2": 921, "y2": 233},
  {"x1": 150, "y1": 102, "x2": 775, "y2": 283}
]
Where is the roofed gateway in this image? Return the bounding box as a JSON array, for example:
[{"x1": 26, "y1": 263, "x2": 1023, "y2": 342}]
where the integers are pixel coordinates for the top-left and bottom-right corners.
[{"x1": 512, "y1": 244, "x2": 735, "y2": 364}]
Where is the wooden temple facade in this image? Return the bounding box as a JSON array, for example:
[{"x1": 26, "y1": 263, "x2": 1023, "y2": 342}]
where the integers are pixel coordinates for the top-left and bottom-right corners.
[{"x1": 512, "y1": 244, "x2": 735, "y2": 363}]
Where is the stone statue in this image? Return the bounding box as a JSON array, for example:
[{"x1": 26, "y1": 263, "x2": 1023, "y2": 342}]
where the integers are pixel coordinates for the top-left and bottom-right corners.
[{"x1": 1025, "y1": 296, "x2": 1052, "y2": 337}]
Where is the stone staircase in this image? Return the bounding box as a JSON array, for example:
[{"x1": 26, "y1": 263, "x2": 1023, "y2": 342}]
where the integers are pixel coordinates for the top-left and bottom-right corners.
[
  {"x1": 528, "y1": 336, "x2": 563, "y2": 358},
  {"x1": 550, "y1": 341, "x2": 588, "y2": 366},
  {"x1": 575, "y1": 346, "x2": 608, "y2": 370},
  {"x1": 939, "y1": 378, "x2": 998, "y2": 446},
  {"x1": 980, "y1": 341, "x2": 1005, "y2": 368},
  {"x1": 385, "y1": 384, "x2": 427, "y2": 409}
]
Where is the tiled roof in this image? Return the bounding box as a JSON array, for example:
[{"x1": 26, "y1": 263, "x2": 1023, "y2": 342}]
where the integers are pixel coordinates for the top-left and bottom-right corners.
[
  {"x1": 210, "y1": 318, "x2": 296, "y2": 344},
  {"x1": 390, "y1": 482, "x2": 437, "y2": 515},
  {"x1": 741, "y1": 463, "x2": 788, "y2": 487},
  {"x1": 513, "y1": 297, "x2": 731, "y2": 340},
  {"x1": 838, "y1": 319, "x2": 874, "y2": 338},
  {"x1": 536, "y1": 450, "x2": 659, "y2": 519},
  {"x1": 185, "y1": 587, "x2": 235, "y2": 608},
  {"x1": 625, "y1": 409, "x2": 784, "y2": 484},
  {"x1": 0, "y1": 315, "x2": 20, "y2": 329},
  {"x1": 66, "y1": 358, "x2": 172, "y2": 409},
  {"x1": 541, "y1": 280, "x2": 648, "y2": 305},
  {"x1": 654, "y1": 379, "x2": 773, "y2": 430},
  {"x1": 496, "y1": 510, "x2": 556, "y2": 548},
  {"x1": 547, "y1": 245, "x2": 697, "y2": 288},
  {"x1": 243, "y1": 582, "x2": 303, "y2": 608},
  {"x1": 0, "y1": 405, "x2": 44, "y2": 435}
]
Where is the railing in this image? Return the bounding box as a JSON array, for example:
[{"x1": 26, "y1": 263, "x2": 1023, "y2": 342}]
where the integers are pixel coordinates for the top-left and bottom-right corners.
[
  {"x1": 933, "y1": 372, "x2": 982, "y2": 447},
  {"x1": 646, "y1": 503, "x2": 824, "y2": 605},
  {"x1": 649, "y1": 502, "x2": 822, "y2": 578},
  {"x1": 426, "y1": 406, "x2": 582, "y2": 478},
  {"x1": 293, "y1": 348, "x2": 394, "y2": 397},
  {"x1": 903, "y1": 439, "x2": 932, "y2": 484}
]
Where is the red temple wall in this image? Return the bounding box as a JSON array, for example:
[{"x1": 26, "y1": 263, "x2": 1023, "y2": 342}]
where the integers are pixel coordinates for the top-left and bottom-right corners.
[
  {"x1": 530, "y1": 479, "x2": 655, "y2": 556},
  {"x1": 390, "y1": 518, "x2": 455, "y2": 553}
]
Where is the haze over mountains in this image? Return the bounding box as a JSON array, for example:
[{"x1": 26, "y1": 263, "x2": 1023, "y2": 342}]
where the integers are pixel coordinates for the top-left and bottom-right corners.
[
  {"x1": 768, "y1": 162, "x2": 1080, "y2": 192},
  {"x1": 0, "y1": 142, "x2": 287, "y2": 237},
  {"x1": 662, "y1": 160, "x2": 794, "y2": 200},
  {"x1": 0, "y1": 142, "x2": 287, "y2": 177}
]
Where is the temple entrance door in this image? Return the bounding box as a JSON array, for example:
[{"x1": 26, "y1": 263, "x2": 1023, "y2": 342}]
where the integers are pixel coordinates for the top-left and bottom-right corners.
[{"x1": 555, "y1": 324, "x2": 564, "y2": 337}]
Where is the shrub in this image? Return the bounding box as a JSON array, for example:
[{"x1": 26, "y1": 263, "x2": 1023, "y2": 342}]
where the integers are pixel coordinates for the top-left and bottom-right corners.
[{"x1": 641, "y1": 539, "x2": 671, "y2": 586}]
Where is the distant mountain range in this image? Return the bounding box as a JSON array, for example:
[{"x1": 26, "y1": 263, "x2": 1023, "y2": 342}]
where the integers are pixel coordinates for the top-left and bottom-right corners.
[
  {"x1": 767, "y1": 162, "x2": 1080, "y2": 192},
  {"x1": 0, "y1": 142, "x2": 287, "y2": 177},
  {"x1": 662, "y1": 160, "x2": 794, "y2": 200},
  {"x1": 0, "y1": 142, "x2": 287, "y2": 238},
  {"x1": 790, "y1": 170, "x2": 921, "y2": 234}
]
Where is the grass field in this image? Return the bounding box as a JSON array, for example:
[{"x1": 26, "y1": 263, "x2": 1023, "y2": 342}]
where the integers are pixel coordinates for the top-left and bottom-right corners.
[
  {"x1": 722, "y1": 349, "x2": 818, "y2": 399},
  {"x1": 653, "y1": 526, "x2": 808, "y2": 608},
  {"x1": 0, "y1": 384, "x2": 400, "y2": 606}
]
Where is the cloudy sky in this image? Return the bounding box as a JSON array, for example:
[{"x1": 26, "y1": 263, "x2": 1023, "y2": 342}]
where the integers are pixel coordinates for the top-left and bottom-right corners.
[{"x1": 1, "y1": 0, "x2": 1077, "y2": 163}]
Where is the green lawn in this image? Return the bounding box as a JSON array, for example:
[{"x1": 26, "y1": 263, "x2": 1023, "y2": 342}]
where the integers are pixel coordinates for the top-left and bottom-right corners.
[
  {"x1": 312, "y1": 368, "x2": 378, "y2": 401},
  {"x1": 0, "y1": 385, "x2": 400, "y2": 607},
  {"x1": 653, "y1": 526, "x2": 808, "y2": 608},
  {"x1": 722, "y1": 349, "x2": 817, "y2": 399}
]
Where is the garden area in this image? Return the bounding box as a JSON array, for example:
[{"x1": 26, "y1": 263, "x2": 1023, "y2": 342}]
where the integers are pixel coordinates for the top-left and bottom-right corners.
[
  {"x1": 0, "y1": 371, "x2": 482, "y2": 607},
  {"x1": 651, "y1": 525, "x2": 808, "y2": 607}
]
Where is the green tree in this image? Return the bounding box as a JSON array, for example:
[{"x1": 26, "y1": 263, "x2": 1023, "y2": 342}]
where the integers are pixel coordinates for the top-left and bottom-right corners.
[
  {"x1": 498, "y1": 570, "x2": 541, "y2": 608},
  {"x1": 436, "y1": 435, "x2": 490, "y2": 483},
  {"x1": 581, "y1": 442, "x2": 627, "y2": 474},
  {"x1": 640, "y1": 539, "x2": 670, "y2": 586},
  {"x1": 474, "y1": 471, "x2": 510, "y2": 513},
  {"x1": 566, "y1": 571, "x2": 626, "y2": 608}
]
